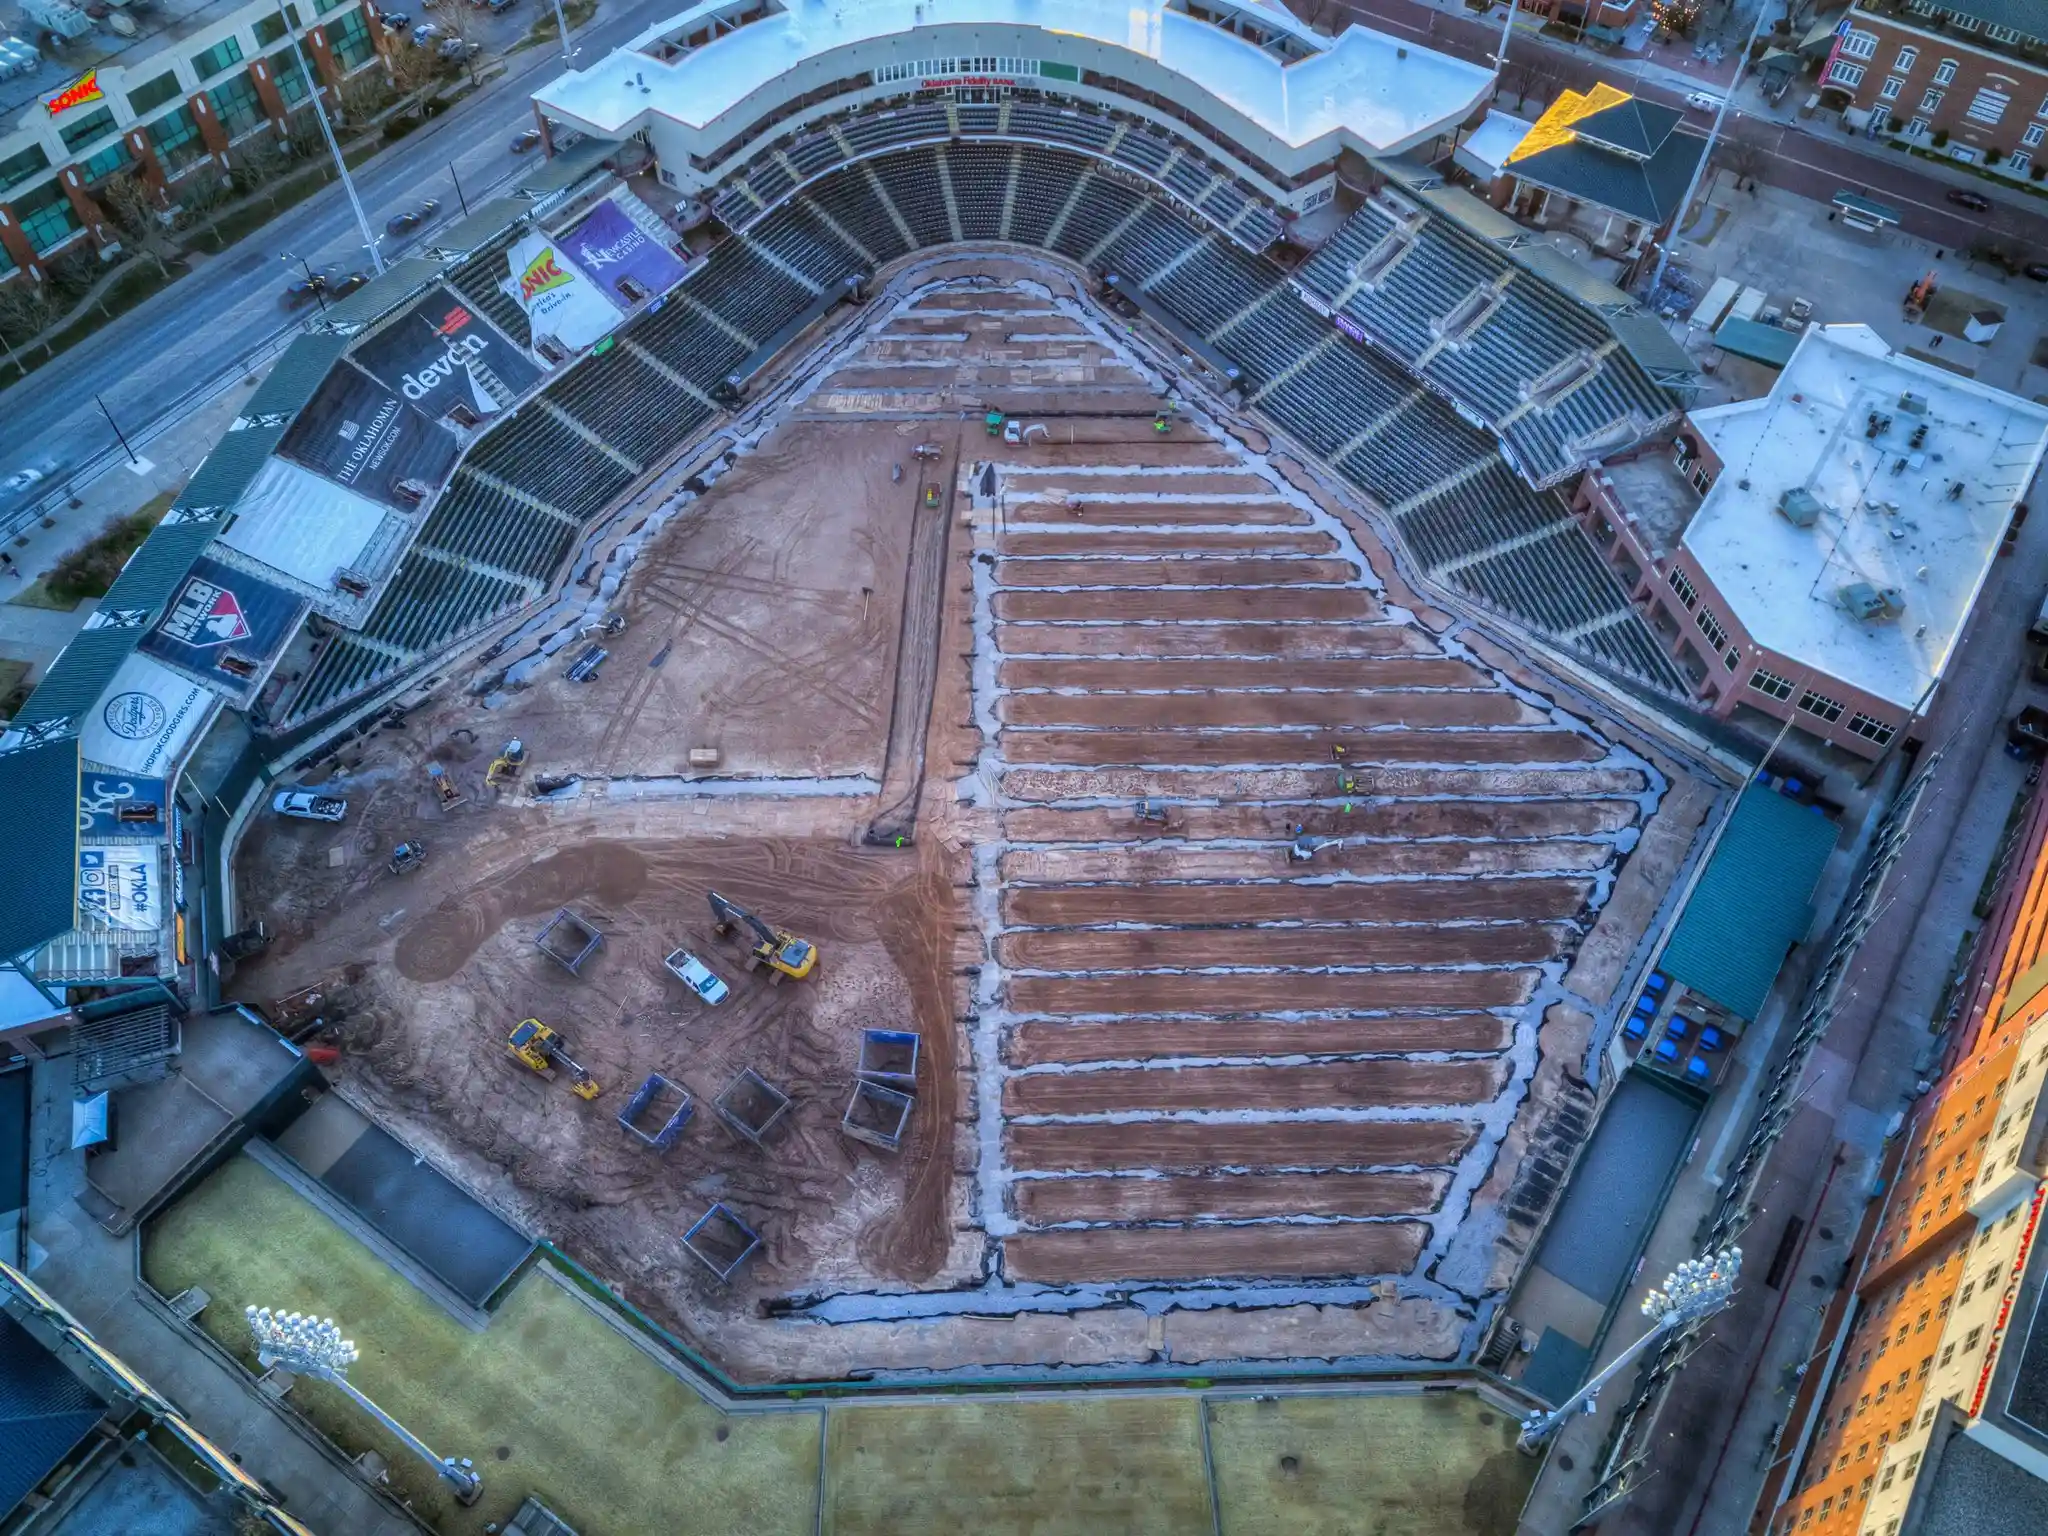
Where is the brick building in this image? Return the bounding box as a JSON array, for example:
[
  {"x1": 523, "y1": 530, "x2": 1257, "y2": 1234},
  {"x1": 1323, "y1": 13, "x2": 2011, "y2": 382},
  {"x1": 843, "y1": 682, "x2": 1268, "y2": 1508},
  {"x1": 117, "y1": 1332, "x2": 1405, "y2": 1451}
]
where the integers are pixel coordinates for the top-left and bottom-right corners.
[
  {"x1": 0, "y1": 0, "x2": 389, "y2": 286},
  {"x1": 1575, "y1": 323, "x2": 2048, "y2": 760},
  {"x1": 1820, "y1": 2, "x2": 2048, "y2": 174},
  {"x1": 1755, "y1": 775, "x2": 2048, "y2": 1536}
]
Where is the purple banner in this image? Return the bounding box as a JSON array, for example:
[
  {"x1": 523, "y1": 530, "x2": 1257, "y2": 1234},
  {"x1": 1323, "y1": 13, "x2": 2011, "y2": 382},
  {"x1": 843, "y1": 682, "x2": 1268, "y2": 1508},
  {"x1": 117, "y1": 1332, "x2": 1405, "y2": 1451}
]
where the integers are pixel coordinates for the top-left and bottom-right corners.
[
  {"x1": 1332, "y1": 312, "x2": 1368, "y2": 346},
  {"x1": 559, "y1": 200, "x2": 687, "y2": 312}
]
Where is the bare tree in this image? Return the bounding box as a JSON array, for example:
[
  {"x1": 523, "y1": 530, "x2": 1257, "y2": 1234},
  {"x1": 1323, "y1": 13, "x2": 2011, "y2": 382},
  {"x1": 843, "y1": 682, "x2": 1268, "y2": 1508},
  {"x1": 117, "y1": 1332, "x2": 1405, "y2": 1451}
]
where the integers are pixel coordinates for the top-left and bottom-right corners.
[
  {"x1": 103, "y1": 173, "x2": 181, "y2": 277},
  {"x1": 0, "y1": 280, "x2": 64, "y2": 361},
  {"x1": 385, "y1": 32, "x2": 442, "y2": 104},
  {"x1": 436, "y1": 4, "x2": 486, "y2": 89}
]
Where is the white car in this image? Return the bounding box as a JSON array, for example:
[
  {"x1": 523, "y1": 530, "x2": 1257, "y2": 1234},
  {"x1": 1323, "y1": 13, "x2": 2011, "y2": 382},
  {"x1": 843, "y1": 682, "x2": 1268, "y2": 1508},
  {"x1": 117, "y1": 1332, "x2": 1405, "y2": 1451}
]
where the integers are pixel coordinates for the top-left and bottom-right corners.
[
  {"x1": 664, "y1": 949, "x2": 730, "y2": 1004},
  {"x1": 2, "y1": 459, "x2": 55, "y2": 498},
  {"x1": 1685, "y1": 90, "x2": 1727, "y2": 115},
  {"x1": 272, "y1": 789, "x2": 348, "y2": 823}
]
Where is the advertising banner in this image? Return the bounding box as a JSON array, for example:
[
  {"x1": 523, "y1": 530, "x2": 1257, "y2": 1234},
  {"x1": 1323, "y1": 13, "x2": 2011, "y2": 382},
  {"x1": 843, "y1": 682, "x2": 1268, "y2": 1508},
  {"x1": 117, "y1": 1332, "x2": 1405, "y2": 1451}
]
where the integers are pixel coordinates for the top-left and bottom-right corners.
[
  {"x1": 558, "y1": 199, "x2": 687, "y2": 311},
  {"x1": 141, "y1": 556, "x2": 309, "y2": 703},
  {"x1": 79, "y1": 848, "x2": 161, "y2": 932},
  {"x1": 78, "y1": 772, "x2": 166, "y2": 837},
  {"x1": 280, "y1": 361, "x2": 460, "y2": 507},
  {"x1": 350, "y1": 286, "x2": 540, "y2": 422},
  {"x1": 505, "y1": 231, "x2": 621, "y2": 355},
  {"x1": 79, "y1": 652, "x2": 213, "y2": 778}
]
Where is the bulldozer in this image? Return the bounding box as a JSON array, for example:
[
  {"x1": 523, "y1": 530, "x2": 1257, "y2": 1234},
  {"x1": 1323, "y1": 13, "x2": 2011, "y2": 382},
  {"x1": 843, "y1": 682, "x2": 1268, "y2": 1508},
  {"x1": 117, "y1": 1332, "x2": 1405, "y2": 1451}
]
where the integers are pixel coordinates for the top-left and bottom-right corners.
[
  {"x1": 506, "y1": 1018, "x2": 600, "y2": 1100},
  {"x1": 707, "y1": 890, "x2": 817, "y2": 984}
]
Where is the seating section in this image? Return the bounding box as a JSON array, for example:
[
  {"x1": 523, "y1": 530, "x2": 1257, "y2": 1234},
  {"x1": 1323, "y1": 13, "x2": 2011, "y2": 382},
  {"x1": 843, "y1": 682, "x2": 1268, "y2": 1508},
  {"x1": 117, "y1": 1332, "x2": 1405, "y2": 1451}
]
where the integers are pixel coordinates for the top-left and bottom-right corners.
[
  {"x1": 708, "y1": 90, "x2": 1284, "y2": 252},
  {"x1": 1295, "y1": 198, "x2": 1675, "y2": 485},
  {"x1": 286, "y1": 142, "x2": 1683, "y2": 724}
]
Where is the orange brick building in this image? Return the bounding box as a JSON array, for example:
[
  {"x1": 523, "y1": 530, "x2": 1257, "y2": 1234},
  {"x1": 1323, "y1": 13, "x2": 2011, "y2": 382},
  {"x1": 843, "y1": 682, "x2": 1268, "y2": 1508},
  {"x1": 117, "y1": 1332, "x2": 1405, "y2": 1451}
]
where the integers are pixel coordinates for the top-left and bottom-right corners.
[{"x1": 1760, "y1": 780, "x2": 2048, "y2": 1534}]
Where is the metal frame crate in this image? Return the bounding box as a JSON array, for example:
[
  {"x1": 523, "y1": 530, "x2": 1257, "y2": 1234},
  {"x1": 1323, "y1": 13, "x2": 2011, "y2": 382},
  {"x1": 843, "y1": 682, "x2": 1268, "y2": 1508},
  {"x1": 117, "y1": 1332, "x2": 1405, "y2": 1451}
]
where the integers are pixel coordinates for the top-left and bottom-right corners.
[
  {"x1": 682, "y1": 1203, "x2": 761, "y2": 1282},
  {"x1": 841, "y1": 1079, "x2": 915, "y2": 1152},
  {"x1": 617, "y1": 1074, "x2": 693, "y2": 1149},
  {"x1": 535, "y1": 909, "x2": 603, "y2": 975},
  {"x1": 856, "y1": 1028, "x2": 920, "y2": 1089}
]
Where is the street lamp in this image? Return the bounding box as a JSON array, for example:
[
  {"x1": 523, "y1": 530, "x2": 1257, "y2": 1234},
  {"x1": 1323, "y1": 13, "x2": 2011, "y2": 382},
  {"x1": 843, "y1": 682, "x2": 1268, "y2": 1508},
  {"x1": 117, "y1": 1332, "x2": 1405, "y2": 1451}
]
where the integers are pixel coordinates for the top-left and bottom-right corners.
[
  {"x1": 272, "y1": 0, "x2": 385, "y2": 274},
  {"x1": 244, "y1": 1306, "x2": 482, "y2": 1504},
  {"x1": 280, "y1": 251, "x2": 326, "y2": 312},
  {"x1": 1517, "y1": 1246, "x2": 1741, "y2": 1452}
]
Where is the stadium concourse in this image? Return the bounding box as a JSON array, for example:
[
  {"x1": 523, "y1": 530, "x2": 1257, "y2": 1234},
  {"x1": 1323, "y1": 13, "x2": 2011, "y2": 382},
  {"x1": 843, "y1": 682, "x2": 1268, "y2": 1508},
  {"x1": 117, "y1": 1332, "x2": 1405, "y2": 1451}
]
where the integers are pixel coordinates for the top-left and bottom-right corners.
[{"x1": 0, "y1": 1, "x2": 1721, "y2": 1388}]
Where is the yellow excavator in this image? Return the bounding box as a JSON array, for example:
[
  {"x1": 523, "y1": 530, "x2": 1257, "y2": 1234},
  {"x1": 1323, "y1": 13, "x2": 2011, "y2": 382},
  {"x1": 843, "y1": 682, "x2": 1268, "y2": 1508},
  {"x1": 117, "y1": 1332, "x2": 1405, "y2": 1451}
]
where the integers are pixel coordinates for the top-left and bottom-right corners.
[
  {"x1": 506, "y1": 1018, "x2": 600, "y2": 1100},
  {"x1": 707, "y1": 891, "x2": 817, "y2": 984}
]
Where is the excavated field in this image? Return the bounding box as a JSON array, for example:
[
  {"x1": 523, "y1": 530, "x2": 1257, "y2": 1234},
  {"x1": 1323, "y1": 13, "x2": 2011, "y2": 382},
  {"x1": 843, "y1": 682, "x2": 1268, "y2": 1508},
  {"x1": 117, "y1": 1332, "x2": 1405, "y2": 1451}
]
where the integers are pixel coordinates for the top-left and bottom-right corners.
[{"x1": 230, "y1": 258, "x2": 1699, "y2": 1381}]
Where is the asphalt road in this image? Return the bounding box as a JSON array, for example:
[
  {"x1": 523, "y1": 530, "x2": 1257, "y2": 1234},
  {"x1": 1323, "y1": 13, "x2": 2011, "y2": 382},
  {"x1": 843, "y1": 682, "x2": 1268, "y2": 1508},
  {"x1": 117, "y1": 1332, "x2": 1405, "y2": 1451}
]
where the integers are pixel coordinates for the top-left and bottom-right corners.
[
  {"x1": 0, "y1": 0, "x2": 675, "y2": 499},
  {"x1": 1332, "y1": 0, "x2": 2048, "y2": 254}
]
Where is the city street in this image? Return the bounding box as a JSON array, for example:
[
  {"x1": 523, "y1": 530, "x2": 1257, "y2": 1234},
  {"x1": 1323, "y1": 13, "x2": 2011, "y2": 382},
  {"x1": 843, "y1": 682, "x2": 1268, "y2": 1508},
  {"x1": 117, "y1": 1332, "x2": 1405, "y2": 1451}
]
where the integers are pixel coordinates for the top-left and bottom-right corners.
[
  {"x1": 0, "y1": 0, "x2": 679, "y2": 509},
  {"x1": 1325, "y1": 0, "x2": 2048, "y2": 253}
]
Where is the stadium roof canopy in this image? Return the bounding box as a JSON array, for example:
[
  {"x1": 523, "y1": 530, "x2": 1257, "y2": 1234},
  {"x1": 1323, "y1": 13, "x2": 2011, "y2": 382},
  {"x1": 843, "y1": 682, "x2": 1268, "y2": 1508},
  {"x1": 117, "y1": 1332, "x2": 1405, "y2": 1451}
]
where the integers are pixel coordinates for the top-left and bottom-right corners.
[{"x1": 535, "y1": 0, "x2": 1493, "y2": 162}]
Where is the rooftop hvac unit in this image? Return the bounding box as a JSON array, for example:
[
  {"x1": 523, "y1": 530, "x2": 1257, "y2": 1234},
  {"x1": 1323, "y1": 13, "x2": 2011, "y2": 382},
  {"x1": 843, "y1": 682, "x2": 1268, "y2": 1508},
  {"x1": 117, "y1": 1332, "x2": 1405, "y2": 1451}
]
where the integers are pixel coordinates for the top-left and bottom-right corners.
[
  {"x1": 1778, "y1": 487, "x2": 1825, "y2": 527},
  {"x1": 1897, "y1": 391, "x2": 1929, "y2": 415},
  {"x1": 19, "y1": 0, "x2": 91, "y2": 40},
  {"x1": 0, "y1": 37, "x2": 40, "y2": 81},
  {"x1": 1838, "y1": 582, "x2": 1906, "y2": 622}
]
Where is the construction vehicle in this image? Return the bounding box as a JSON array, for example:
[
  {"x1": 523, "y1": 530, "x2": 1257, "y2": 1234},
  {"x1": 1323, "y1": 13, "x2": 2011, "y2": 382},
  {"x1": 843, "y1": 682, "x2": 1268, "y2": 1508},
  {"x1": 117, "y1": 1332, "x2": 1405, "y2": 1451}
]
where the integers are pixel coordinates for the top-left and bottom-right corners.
[
  {"x1": 506, "y1": 1018, "x2": 600, "y2": 1100},
  {"x1": 912, "y1": 443, "x2": 941, "y2": 461},
  {"x1": 707, "y1": 890, "x2": 817, "y2": 983},
  {"x1": 426, "y1": 762, "x2": 465, "y2": 811},
  {"x1": 984, "y1": 409, "x2": 1005, "y2": 436},
  {"x1": 486, "y1": 739, "x2": 526, "y2": 789},
  {"x1": 389, "y1": 840, "x2": 427, "y2": 875}
]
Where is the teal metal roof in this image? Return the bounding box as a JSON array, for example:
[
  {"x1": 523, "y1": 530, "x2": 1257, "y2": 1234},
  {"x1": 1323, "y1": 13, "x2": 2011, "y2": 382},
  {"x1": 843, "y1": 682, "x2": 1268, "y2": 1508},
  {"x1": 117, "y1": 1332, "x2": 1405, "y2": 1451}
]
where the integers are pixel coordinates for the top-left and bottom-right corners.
[
  {"x1": 1660, "y1": 789, "x2": 1838, "y2": 1020},
  {"x1": 1714, "y1": 317, "x2": 1799, "y2": 369}
]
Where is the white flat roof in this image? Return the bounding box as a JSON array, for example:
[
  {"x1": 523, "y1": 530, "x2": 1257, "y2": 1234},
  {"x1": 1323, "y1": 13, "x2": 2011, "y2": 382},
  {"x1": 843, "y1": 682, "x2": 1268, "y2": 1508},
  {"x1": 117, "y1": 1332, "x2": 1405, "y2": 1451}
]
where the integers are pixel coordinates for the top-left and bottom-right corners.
[
  {"x1": 1683, "y1": 323, "x2": 2048, "y2": 711},
  {"x1": 533, "y1": 0, "x2": 1492, "y2": 156}
]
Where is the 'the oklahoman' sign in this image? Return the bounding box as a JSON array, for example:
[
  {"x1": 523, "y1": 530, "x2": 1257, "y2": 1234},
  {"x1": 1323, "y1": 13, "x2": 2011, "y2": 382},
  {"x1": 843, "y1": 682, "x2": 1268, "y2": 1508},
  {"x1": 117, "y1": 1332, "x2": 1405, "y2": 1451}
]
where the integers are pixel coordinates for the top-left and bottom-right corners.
[{"x1": 45, "y1": 69, "x2": 104, "y2": 115}]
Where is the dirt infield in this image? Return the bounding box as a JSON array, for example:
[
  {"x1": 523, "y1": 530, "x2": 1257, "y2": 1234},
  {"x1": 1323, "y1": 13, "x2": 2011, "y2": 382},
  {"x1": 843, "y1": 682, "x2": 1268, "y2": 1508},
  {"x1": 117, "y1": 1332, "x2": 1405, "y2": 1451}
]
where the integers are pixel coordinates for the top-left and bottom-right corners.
[{"x1": 225, "y1": 258, "x2": 1709, "y2": 1382}]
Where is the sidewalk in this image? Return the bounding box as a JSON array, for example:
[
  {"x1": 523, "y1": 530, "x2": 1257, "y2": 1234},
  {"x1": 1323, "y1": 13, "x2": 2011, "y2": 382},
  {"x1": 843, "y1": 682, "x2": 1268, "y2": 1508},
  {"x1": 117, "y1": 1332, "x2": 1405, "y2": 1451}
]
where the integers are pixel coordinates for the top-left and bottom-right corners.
[{"x1": 21, "y1": 1052, "x2": 420, "y2": 1536}]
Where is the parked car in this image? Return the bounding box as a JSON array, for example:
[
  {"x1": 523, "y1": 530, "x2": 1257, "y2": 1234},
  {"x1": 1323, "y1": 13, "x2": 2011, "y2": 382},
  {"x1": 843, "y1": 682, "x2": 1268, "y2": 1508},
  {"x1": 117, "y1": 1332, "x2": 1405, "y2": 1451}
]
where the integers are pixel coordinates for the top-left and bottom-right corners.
[
  {"x1": 1684, "y1": 90, "x2": 1726, "y2": 114},
  {"x1": 273, "y1": 789, "x2": 348, "y2": 823},
  {"x1": 510, "y1": 126, "x2": 542, "y2": 153},
  {"x1": 664, "y1": 950, "x2": 730, "y2": 1005},
  {"x1": 1946, "y1": 188, "x2": 1993, "y2": 212},
  {"x1": 410, "y1": 19, "x2": 443, "y2": 43},
  {"x1": 385, "y1": 198, "x2": 441, "y2": 236},
  {"x1": 2023, "y1": 262, "x2": 2048, "y2": 282},
  {"x1": 486, "y1": 0, "x2": 516, "y2": 12},
  {"x1": 328, "y1": 271, "x2": 371, "y2": 300},
  {"x1": 376, "y1": 9, "x2": 410, "y2": 28},
  {"x1": 437, "y1": 36, "x2": 480, "y2": 61}
]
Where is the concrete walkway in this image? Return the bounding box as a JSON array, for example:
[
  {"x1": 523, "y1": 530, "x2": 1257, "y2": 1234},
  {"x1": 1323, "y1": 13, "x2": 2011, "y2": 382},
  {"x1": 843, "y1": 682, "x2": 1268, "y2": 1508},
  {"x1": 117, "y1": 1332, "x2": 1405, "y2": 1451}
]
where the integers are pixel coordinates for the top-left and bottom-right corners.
[{"x1": 21, "y1": 1054, "x2": 420, "y2": 1536}]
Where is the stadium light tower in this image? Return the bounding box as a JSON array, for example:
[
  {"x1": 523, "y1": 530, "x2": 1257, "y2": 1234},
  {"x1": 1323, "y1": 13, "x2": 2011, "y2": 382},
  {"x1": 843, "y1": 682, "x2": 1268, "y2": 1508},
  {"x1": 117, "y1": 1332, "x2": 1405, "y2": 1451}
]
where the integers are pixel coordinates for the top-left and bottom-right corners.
[
  {"x1": 272, "y1": 0, "x2": 385, "y2": 274},
  {"x1": 1516, "y1": 1246, "x2": 1741, "y2": 1452},
  {"x1": 245, "y1": 1306, "x2": 482, "y2": 1503}
]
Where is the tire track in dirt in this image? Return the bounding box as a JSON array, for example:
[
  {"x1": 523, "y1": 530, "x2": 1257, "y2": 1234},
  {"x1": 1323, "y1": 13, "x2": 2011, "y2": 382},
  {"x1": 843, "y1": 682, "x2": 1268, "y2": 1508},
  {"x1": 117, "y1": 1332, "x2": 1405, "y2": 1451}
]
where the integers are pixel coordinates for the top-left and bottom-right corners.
[
  {"x1": 394, "y1": 842, "x2": 651, "y2": 983},
  {"x1": 1002, "y1": 1221, "x2": 1428, "y2": 1284},
  {"x1": 597, "y1": 540, "x2": 755, "y2": 774}
]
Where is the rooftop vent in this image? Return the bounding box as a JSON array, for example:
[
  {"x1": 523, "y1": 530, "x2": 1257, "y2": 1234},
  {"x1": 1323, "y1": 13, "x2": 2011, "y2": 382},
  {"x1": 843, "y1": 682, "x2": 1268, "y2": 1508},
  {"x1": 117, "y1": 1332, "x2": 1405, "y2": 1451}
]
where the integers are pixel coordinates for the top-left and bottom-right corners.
[
  {"x1": 1778, "y1": 487, "x2": 1825, "y2": 528},
  {"x1": 1898, "y1": 392, "x2": 1929, "y2": 415},
  {"x1": 1838, "y1": 582, "x2": 1906, "y2": 622}
]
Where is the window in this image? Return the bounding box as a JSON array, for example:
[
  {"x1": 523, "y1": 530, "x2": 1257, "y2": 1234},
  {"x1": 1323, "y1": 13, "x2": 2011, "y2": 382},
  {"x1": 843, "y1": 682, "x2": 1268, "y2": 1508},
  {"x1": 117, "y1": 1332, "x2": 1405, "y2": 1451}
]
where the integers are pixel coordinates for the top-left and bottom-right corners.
[
  {"x1": 11, "y1": 179, "x2": 80, "y2": 251},
  {"x1": 1922, "y1": 90, "x2": 1946, "y2": 112},
  {"x1": 1965, "y1": 1326, "x2": 1984, "y2": 1351},
  {"x1": 57, "y1": 105, "x2": 116, "y2": 154},
  {"x1": 1697, "y1": 607, "x2": 1730, "y2": 650},
  {"x1": 272, "y1": 47, "x2": 311, "y2": 106},
  {"x1": 1908, "y1": 116, "x2": 1931, "y2": 136},
  {"x1": 1847, "y1": 712, "x2": 1895, "y2": 746},
  {"x1": 2026, "y1": 124, "x2": 2046, "y2": 147},
  {"x1": 79, "y1": 138, "x2": 130, "y2": 182},
  {"x1": 1968, "y1": 87, "x2": 2011, "y2": 126},
  {"x1": 1840, "y1": 29, "x2": 1878, "y2": 60},
  {"x1": 1859, "y1": 1476, "x2": 1873, "y2": 1497},
  {"x1": 208, "y1": 71, "x2": 267, "y2": 140},
  {"x1": 0, "y1": 142, "x2": 50, "y2": 193},
  {"x1": 326, "y1": 7, "x2": 376, "y2": 71},
  {"x1": 1940, "y1": 1343, "x2": 1955, "y2": 1367},
  {"x1": 192, "y1": 36, "x2": 245, "y2": 80},
  {"x1": 1799, "y1": 689, "x2": 1846, "y2": 724},
  {"x1": 253, "y1": 5, "x2": 301, "y2": 43},
  {"x1": 1881, "y1": 76, "x2": 1904, "y2": 101},
  {"x1": 1921, "y1": 1406, "x2": 1936, "y2": 1428},
  {"x1": 148, "y1": 105, "x2": 206, "y2": 172},
  {"x1": 1668, "y1": 567, "x2": 1699, "y2": 610},
  {"x1": 1933, "y1": 59, "x2": 1957, "y2": 86},
  {"x1": 1881, "y1": 1464, "x2": 1897, "y2": 1491},
  {"x1": 1895, "y1": 46, "x2": 1919, "y2": 71},
  {"x1": 1905, "y1": 1452, "x2": 1921, "y2": 1476},
  {"x1": 1831, "y1": 62, "x2": 1868, "y2": 88},
  {"x1": 128, "y1": 71, "x2": 182, "y2": 117},
  {"x1": 1960, "y1": 1282, "x2": 1975, "y2": 1305}
]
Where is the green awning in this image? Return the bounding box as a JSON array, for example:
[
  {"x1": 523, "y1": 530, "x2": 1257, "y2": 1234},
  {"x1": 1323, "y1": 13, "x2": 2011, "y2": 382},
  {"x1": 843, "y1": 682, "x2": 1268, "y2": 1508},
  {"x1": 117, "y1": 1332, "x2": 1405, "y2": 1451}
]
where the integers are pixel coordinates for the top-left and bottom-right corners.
[
  {"x1": 1714, "y1": 316, "x2": 1799, "y2": 369},
  {"x1": 1659, "y1": 790, "x2": 1838, "y2": 1020}
]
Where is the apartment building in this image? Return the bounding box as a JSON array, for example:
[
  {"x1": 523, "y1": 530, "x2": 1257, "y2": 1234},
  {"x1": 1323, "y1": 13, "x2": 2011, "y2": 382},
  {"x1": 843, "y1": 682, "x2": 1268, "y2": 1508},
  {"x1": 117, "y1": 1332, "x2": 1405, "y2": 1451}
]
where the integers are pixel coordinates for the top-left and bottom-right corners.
[
  {"x1": 1758, "y1": 779, "x2": 2048, "y2": 1535},
  {"x1": 1820, "y1": 2, "x2": 2048, "y2": 173},
  {"x1": 1575, "y1": 323, "x2": 2048, "y2": 761},
  {"x1": 0, "y1": 0, "x2": 387, "y2": 285}
]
